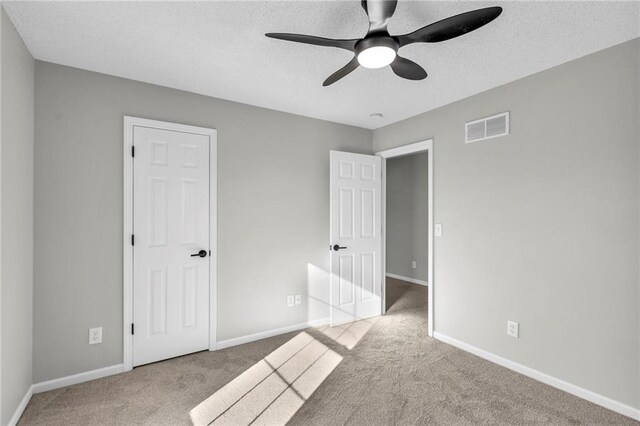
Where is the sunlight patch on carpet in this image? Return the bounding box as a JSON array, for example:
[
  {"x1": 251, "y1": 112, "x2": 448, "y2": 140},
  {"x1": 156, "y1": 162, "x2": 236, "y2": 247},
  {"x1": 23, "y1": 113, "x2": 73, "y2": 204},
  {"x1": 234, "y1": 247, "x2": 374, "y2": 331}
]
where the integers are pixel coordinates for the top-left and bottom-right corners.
[
  {"x1": 318, "y1": 317, "x2": 377, "y2": 350},
  {"x1": 190, "y1": 332, "x2": 342, "y2": 426}
]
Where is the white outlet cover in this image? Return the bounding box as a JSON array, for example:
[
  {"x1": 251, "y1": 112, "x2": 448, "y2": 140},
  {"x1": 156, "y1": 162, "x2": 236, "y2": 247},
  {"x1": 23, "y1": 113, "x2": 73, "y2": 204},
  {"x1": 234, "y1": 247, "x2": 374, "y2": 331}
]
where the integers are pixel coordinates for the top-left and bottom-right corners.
[
  {"x1": 287, "y1": 295, "x2": 294, "y2": 307},
  {"x1": 294, "y1": 295, "x2": 302, "y2": 305},
  {"x1": 89, "y1": 327, "x2": 102, "y2": 345},
  {"x1": 435, "y1": 224, "x2": 443, "y2": 237},
  {"x1": 411, "y1": 261, "x2": 417, "y2": 269},
  {"x1": 507, "y1": 321, "x2": 519, "y2": 338}
]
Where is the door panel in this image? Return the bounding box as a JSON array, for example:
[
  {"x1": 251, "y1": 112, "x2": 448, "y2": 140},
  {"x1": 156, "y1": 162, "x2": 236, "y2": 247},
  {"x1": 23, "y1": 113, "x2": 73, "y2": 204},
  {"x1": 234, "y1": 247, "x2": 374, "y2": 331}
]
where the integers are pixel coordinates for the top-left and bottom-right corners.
[
  {"x1": 133, "y1": 126, "x2": 210, "y2": 367},
  {"x1": 361, "y1": 252, "x2": 375, "y2": 301},
  {"x1": 330, "y1": 151, "x2": 382, "y2": 325}
]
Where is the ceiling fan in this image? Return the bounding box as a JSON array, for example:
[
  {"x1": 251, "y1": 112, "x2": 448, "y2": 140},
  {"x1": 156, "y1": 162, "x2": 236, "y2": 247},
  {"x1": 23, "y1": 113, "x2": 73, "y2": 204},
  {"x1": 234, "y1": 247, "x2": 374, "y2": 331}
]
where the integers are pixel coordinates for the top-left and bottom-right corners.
[{"x1": 266, "y1": 1, "x2": 502, "y2": 86}]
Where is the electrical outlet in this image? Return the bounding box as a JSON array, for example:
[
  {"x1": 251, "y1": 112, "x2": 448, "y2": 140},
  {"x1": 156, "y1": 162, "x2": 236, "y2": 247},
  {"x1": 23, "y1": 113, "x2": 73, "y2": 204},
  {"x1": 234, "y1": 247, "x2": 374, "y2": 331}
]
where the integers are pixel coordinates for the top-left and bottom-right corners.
[
  {"x1": 411, "y1": 261, "x2": 417, "y2": 269},
  {"x1": 435, "y1": 223, "x2": 443, "y2": 237},
  {"x1": 89, "y1": 327, "x2": 102, "y2": 345},
  {"x1": 287, "y1": 295, "x2": 294, "y2": 307},
  {"x1": 294, "y1": 294, "x2": 302, "y2": 305},
  {"x1": 507, "y1": 321, "x2": 519, "y2": 338}
]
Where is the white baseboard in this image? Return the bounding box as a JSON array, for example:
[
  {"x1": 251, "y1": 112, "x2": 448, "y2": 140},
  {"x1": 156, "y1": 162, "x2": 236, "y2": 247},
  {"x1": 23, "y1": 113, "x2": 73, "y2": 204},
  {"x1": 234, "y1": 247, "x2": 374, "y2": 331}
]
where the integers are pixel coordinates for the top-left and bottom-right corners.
[
  {"x1": 386, "y1": 273, "x2": 428, "y2": 286},
  {"x1": 8, "y1": 385, "x2": 33, "y2": 426},
  {"x1": 30, "y1": 317, "x2": 332, "y2": 394},
  {"x1": 307, "y1": 317, "x2": 330, "y2": 327},
  {"x1": 217, "y1": 317, "x2": 330, "y2": 350},
  {"x1": 32, "y1": 364, "x2": 124, "y2": 394},
  {"x1": 433, "y1": 332, "x2": 640, "y2": 421},
  {"x1": 17, "y1": 319, "x2": 332, "y2": 422}
]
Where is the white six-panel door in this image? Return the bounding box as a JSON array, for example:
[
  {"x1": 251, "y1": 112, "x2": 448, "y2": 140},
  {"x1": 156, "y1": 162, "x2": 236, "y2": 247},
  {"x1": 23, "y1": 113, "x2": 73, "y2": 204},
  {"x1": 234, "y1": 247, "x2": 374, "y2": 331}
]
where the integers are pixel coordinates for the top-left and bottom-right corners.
[
  {"x1": 133, "y1": 125, "x2": 210, "y2": 366},
  {"x1": 330, "y1": 151, "x2": 382, "y2": 325}
]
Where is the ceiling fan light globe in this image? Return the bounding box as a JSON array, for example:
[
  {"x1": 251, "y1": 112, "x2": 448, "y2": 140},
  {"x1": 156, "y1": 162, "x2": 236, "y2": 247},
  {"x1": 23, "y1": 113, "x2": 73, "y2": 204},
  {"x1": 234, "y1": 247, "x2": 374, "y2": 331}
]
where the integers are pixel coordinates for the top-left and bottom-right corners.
[{"x1": 357, "y1": 46, "x2": 396, "y2": 69}]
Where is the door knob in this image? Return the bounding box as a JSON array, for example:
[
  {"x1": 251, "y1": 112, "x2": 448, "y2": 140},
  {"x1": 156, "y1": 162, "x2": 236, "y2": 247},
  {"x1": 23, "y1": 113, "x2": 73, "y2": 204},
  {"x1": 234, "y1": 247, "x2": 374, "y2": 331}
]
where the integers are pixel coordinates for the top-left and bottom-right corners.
[
  {"x1": 190, "y1": 250, "x2": 208, "y2": 258},
  {"x1": 332, "y1": 244, "x2": 347, "y2": 251}
]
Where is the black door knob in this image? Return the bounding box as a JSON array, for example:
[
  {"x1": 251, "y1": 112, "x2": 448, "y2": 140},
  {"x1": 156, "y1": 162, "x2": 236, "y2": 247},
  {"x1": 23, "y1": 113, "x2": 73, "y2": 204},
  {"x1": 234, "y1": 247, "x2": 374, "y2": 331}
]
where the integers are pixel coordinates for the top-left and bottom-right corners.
[
  {"x1": 332, "y1": 244, "x2": 347, "y2": 251},
  {"x1": 190, "y1": 250, "x2": 208, "y2": 258}
]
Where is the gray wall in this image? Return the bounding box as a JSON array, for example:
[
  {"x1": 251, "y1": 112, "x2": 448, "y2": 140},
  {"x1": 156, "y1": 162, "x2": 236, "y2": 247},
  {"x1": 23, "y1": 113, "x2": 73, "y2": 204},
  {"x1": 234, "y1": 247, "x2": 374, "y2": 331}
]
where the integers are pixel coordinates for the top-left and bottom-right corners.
[
  {"x1": 1, "y1": 7, "x2": 34, "y2": 425},
  {"x1": 34, "y1": 61, "x2": 372, "y2": 383},
  {"x1": 373, "y1": 39, "x2": 640, "y2": 409},
  {"x1": 386, "y1": 153, "x2": 428, "y2": 282}
]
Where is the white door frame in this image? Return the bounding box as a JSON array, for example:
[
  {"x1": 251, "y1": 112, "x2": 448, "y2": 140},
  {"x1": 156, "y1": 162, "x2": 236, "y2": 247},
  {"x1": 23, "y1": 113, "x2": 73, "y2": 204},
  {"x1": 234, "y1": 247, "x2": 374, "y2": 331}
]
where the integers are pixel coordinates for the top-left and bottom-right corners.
[
  {"x1": 376, "y1": 139, "x2": 434, "y2": 337},
  {"x1": 123, "y1": 116, "x2": 218, "y2": 372}
]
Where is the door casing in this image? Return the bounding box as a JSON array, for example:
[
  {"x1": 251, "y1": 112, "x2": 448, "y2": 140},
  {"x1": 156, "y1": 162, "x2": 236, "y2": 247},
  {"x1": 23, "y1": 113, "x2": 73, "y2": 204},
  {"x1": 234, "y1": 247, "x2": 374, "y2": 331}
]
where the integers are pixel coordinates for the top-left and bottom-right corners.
[
  {"x1": 123, "y1": 116, "x2": 218, "y2": 371},
  {"x1": 376, "y1": 139, "x2": 434, "y2": 337}
]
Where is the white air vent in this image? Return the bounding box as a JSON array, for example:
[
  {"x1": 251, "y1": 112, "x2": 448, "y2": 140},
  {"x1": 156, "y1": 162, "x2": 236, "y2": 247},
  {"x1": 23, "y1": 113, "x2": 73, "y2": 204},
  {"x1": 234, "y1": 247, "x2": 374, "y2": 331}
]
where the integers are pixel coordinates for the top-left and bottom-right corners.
[{"x1": 465, "y1": 112, "x2": 509, "y2": 143}]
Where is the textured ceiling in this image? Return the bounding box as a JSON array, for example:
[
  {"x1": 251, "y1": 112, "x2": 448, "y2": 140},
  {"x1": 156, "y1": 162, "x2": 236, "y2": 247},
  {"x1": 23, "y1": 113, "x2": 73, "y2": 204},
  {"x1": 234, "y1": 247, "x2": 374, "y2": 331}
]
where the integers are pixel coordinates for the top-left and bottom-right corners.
[{"x1": 4, "y1": 1, "x2": 639, "y2": 129}]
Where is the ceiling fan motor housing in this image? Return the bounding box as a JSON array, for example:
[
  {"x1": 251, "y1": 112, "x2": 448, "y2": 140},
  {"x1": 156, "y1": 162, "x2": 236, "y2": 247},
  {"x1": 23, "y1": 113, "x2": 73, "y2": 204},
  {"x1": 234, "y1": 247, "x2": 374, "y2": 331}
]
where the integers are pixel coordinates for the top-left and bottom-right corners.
[{"x1": 355, "y1": 36, "x2": 399, "y2": 56}]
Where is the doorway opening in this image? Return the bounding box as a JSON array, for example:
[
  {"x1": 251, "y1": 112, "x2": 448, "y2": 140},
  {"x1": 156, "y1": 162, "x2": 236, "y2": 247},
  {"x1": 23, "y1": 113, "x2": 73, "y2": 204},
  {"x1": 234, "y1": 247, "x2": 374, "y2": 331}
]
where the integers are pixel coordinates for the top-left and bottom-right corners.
[{"x1": 377, "y1": 140, "x2": 433, "y2": 336}]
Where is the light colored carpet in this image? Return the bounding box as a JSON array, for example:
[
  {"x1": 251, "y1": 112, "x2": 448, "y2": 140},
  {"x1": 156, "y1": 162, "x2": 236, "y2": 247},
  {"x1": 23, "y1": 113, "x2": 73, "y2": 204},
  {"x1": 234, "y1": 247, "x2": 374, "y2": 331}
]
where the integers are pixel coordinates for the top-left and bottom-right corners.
[{"x1": 19, "y1": 278, "x2": 636, "y2": 425}]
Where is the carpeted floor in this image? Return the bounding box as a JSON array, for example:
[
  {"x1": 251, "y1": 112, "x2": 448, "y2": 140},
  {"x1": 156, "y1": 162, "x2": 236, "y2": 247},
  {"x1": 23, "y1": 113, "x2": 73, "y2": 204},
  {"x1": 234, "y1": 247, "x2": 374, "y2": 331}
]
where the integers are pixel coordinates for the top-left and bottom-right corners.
[{"x1": 19, "y1": 278, "x2": 635, "y2": 425}]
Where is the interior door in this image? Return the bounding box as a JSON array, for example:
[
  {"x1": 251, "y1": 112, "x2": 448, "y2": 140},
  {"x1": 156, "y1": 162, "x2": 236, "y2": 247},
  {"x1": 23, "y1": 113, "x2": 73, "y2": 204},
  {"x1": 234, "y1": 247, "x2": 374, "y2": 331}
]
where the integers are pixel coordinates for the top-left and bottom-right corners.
[
  {"x1": 330, "y1": 151, "x2": 382, "y2": 326},
  {"x1": 133, "y1": 125, "x2": 210, "y2": 367}
]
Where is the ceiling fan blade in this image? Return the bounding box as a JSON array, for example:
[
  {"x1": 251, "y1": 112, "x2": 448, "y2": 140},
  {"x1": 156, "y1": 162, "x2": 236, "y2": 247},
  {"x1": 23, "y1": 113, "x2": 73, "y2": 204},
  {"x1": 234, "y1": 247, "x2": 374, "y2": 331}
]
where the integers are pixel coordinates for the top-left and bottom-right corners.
[
  {"x1": 396, "y1": 6, "x2": 502, "y2": 47},
  {"x1": 389, "y1": 56, "x2": 428, "y2": 80},
  {"x1": 361, "y1": 0, "x2": 398, "y2": 35},
  {"x1": 265, "y1": 33, "x2": 359, "y2": 51},
  {"x1": 323, "y1": 57, "x2": 360, "y2": 86}
]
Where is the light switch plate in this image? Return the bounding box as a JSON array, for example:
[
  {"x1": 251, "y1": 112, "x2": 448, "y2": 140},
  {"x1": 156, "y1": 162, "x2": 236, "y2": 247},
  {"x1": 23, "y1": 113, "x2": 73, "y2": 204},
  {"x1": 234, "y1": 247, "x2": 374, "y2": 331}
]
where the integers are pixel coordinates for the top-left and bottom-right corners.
[
  {"x1": 435, "y1": 223, "x2": 443, "y2": 237},
  {"x1": 287, "y1": 295, "x2": 294, "y2": 307}
]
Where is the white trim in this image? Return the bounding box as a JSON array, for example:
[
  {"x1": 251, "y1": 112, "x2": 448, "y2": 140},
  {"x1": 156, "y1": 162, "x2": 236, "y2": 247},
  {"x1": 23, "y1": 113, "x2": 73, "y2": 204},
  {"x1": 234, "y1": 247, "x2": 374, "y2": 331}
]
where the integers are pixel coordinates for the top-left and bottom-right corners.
[
  {"x1": 32, "y1": 364, "x2": 124, "y2": 394},
  {"x1": 123, "y1": 117, "x2": 134, "y2": 372},
  {"x1": 123, "y1": 116, "x2": 218, "y2": 371},
  {"x1": 307, "y1": 317, "x2": 331, "y2": 327},
  {"x1": 433, "y1": 332, "x2": 640, "y2": 421},
  {"x1": 380, "y1": 159, "x2": 387, "y2": 314},
  {"x1": 376, "y1": 140, "x2": 431, "y2": 159},
  {"x1": 385, "y1": 272, "x2": 428, "y2": 287},
  {"x1": 8, "y1": 385, "x2": 33, "y2": 426},
  {"x1": 376, "y1": 139, "x2": 434, "y2": 337},
  {"x1": 217, "y1": 318, "x2": 330, "y2": 350},
  {"x1": 12, "y1": 316, "x2": 324, "y2": 422},
  {"x1": 209, "y1": 130, "x2": 218, "y2": 351}
]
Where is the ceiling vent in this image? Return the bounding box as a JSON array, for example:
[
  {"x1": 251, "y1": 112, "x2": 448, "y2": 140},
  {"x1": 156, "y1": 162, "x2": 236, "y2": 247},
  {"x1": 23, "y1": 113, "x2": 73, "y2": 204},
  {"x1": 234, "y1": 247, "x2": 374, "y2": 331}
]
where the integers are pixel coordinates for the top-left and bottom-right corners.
[{"x1": 465, "y1": 112, "x2": 509, "y2": 143}]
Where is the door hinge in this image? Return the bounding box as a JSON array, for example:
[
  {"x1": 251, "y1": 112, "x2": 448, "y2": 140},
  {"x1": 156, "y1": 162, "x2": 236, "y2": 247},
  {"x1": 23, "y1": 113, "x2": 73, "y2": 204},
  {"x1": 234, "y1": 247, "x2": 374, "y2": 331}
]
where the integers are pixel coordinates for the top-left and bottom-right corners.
[
  {"x1": 131, "y1": 146, "x2": 135, "y2": 158},
  {"x1": 131, "y1": 234, "x2": 135, "y2": 246},
  {"x1": 131, "y1": 323, "x2": 135, "y2": 335}
]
